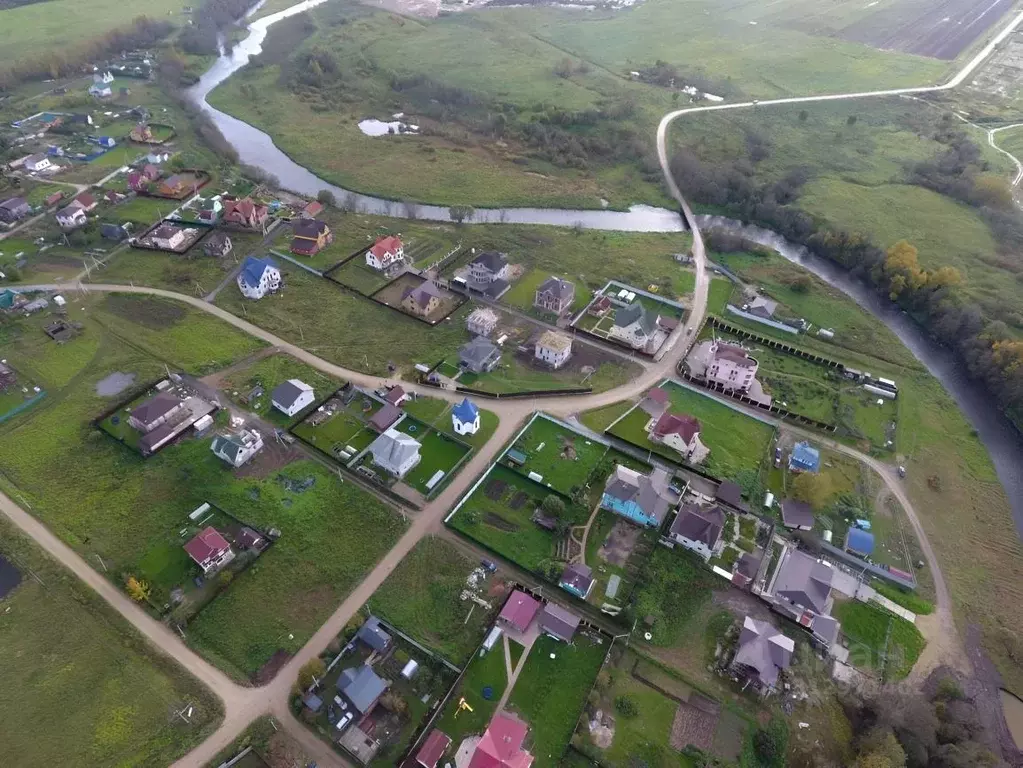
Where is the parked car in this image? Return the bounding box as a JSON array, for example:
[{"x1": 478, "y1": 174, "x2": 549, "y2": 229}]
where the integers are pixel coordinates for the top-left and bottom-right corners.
[
  {"x1": 335, "y1": 711, "x2": 354, "y2": 731},
  {"x1": 481, "y1": 559, "x2": 497, "y2": 573}
]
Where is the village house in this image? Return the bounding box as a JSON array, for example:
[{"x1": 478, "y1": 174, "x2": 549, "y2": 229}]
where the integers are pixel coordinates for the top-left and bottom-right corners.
[
  {"x1": 647, "y1": 411, "x2": 709, "y2": 463},
  {"x1": 588, "y1": 295, "x2": 612, "y2": 317},
  {"x1": 93, "y1": 136, "x2": 116, "y2": 149},
  {"x1": 601, "y1": 465, "x2": 675, "y2": 528},
  {"x1": 415, "y1": 730, "x2": 452, "y2": 768},
  {"x1": 558, "y1": 563, "x2": 594, "y2": 599},
  {"x1": 383, "y1": 385, "x2": 410, "y2": 407},
  {"x1": 467, "y1": 251, "x2": 510, "y2": 298},
  {"x1": 788, "y1": 441, "x2": 821, "y2": 473},
  {"x1": 732, "y1": 552, "x2": 762, "y2": 589},
  {"x1": 71, "y1": 113, "x2": 94, "y2": 126},
  {"x1": 223, "y1": 197, "x2": 269, "y2": 230},
  {"x1": 498, "y1": 589, "x2": 540, "y2": 633},
  {"x1": 196, "y1": 198, "x2": 222, "y2": 223},
  {"x1": 129, "y1": 392, "x2": 185, "y2": 432},
  {"x1": 203, "y1": 232, "x2": 232, "y2": 258},
  {"x1": 150, "y1": 223, "x2": 186, "y2": 251},
  {"x1": 183, "y1": 526, "x2": 235, "y2": 575},
  {"x1": 0, "y1": 361, "x2": 17, "y2": 390},
  {"x1": 0, "y1": 197, "x2": 31, "y2": 224},
  {"x1": 43, "y1": 191, "x2": 64, "y2": 207},
  {"x1": 707, "y1": 342, "x2": 759, "y2": 393},
  {"x1": 845, "y1": 527, "x2": 875, "y2": 559},
  {"x1": 669, "y1": 503, "x2": 725, "y2": 561},
  {"x1": 534, "y1": 276, "x2": 575, "y2": 315},
  {"x1": 538, "y1": 601, "x2": 582, "y2": 643},
  {"x1": 100, "y1": 222, "x2": 131, "y2": 241},
  {"x1": 368, "y1": 427, "x2": 421, "y2": 478},
  {"x1": 158, "y1": 174, "x2": 194, "y2": 198},
  {"x1": 94, "y1": 70, "x2": 114, "y2": 83},
  {"x1": 365, "y1": 235, "x2": 404, "y2": 271},
  {"x1": 336, "y1": 663, "x2": 389, "y2": 715},
  {"x1": 608, "y1": 303, "x2": 660, "y2": 351},
  {"x1": 299, "y1": 200, "x2": 322, "y2": 218},
  {"x1": 130, "y1": 122, "x2": 154, "y2": 142},
  {"x1": 210, "y1": 429, "x2": 264, "y2": 468},
  {"x1": 88, "y1": 84, "x2": 112, "y2": 98},
  {"x1": 356, "y1": 615, "x2": 392, "y2": 652},
  {"x1": 24, "y1": 154, "x2": 53, "y2": 173},
  {"x1": 747, "y1": 295, "x2": 778, "y2": 319},
  {"x1": 768, "y1": 548, "x2": 840, "y2": 647},
  {"x1": 465, "y1": 713, "x2": 535, "y2": 768},
  {"x1": 451, "y1": 398, "x2": 480, "y2": 436},
  {"x1": 730, "y1": 616, "x2": 794, "y2": 694},
  {"x1": 458, "y1": 337, "x2": 502, "y2": 374},
  {"x1": 534, "y1": 330, "x2": 572, "y2": 369},
  {"x1": 271, "y1": 379, "x2": 315, "y2": 417},
  {"x1": 638, "y1": 386, "x2": 670, "y2": 418},
  {"x1": 780, "y1": 498, "x2": 814, "y2": 531},
  {"x1": 466, "y1": 307, "x2": 499, "y2": 337},
  {"x1": 236, "y1": 256, "x2": 281, "y2": 300},
  {"x1": 289, "y1": 218, "x2": 333, "y2": 256},
  {"x1": 401, "y1": 281, "x2": 445, "y2": 317},
  {"x1": 128, "y1": 164, "x2": 161, "y2": 192},
  {"x1": 369, "y1": 403, "x2": 402, "y2": 432}
]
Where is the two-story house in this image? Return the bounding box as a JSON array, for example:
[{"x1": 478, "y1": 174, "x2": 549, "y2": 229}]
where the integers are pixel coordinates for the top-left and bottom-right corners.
[
  {"x1": 236, "y1": 256, "x2": 281, "y2": 300},
  {"x1": 210, "y1": 429, "x2": 264, "y2": 468},
  {"x1": 467, "y1": 251, "x2": 510, "y2": 298},
  {"x1": 707, "y1": 342, "x2": 759, "y2": 393},
  {"x1": 222, "y1": 198, "x2": 269, "y2": 230},
  {"x1": 648, "y1": 411, "x2": 709, "y2": 463},
  {"x1": 401, "y1": 281, "x2": 445, "y2": 317},
  {"x1": 183, "y1": 526, "x2": 235, "y2": 574},
  {"x1": 601, "y1": 465, "x2": 675, "y2": 528},
  {"x1": 458, "y1": 337, "x2": 502, "y2": 373},
  {"x1": 0, "y1": 197, "x2": 31, "y2": 224},
  {"x1": 368, "y1": 428, "x2": 421, "y2": 478},
  {"x1": 534, "y1": 330, "x2": 573, "y2": 369},
  {"x1": 289, "y1": 218, "x2": 333, "y2": 256},
  {"x1": 129, "y1": 392, "x2": 185, "y2": 433},
  {"x1": 534, "y1": 276, "x2": 575, "y2": 315},
  {"x1": 608, "y1": 303, "x2": 660, "y2": 351},
  {"x1": 365, "y1": 235, "x2": 404, "y2": 270},
  {"x1": 466, "y1": 307, "x2": 499, "y2": 337},
  {"x1": 668, "y1": 503, "x2": 725, "y2": 561}
]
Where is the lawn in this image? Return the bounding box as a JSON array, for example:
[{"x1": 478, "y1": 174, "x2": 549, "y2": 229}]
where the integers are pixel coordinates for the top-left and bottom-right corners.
[
  {"x1": 0, "y1": 517, "x2": 223, "y2": 768},
  {"x1": 447, "y1": 465, "x2": 561, "y2": 572},
  {"x1": 393, "y1": 418, "x2": 472, "y2": 495},
  {"x1": 873, "y1": 583, "x2": 934, "y2": 616},
  {"x1": 219, "y1": 352, "x2": 340, "y2": 426},
  {"x1": 402, "y1": 395, "x2": 499, "y2": 450},
  {"x1": 511, "y1": 415, "x2": 616, "y2": 496},
  {"x1": 507, "y1": 633, "x2": 607, "y2": 767},
  {"x1": 501, "y1": 268, "x2": 594, "y2": 316},
  {"x1": 292, "y1": 409, "x2": 376, "y2": 457},
  {"x1": 0, "y1": 300, "x2": 406, "y2": 680},
  {"x1": 433, "y1": 642, "x2": 508, "y2": 746},
  {"x1": 609, "y1": 382, "x2": 775, "y2": 482},
  {"x1": 833, "y1": 600, "x2": 925, "y2": 681},
  {"x1": 706, "y1": 277, "x2": 735, "y2": 316},
  {"x1": 456, "y1": 352, "x2": 635, "y2": 396},
  {"x1": 366, "y1": 536, "x2": 495, "y2": 665},
  {"x1": 632, "y1": 547, "x2": 717, "y2": 647},
  {"x1": 578, "y1": 401, "x2": 633, "y2": 434}
]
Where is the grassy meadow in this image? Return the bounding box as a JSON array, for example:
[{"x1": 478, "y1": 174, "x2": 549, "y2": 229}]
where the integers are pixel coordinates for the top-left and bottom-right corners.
[{"x1": 0, "y1": 519, "x2": 222, "y2": 768}]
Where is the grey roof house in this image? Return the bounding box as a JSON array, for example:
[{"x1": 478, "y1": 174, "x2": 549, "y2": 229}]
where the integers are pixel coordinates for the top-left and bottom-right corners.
[
  {"x1": 537, "y1": 602, "x2": 581, "y2": 643},
  {"x1": 601, "y1": 465, "x2": 675, "y2": 528},
  {"x1": 357, "y1": 615, "x2": 392, "y2": 652},
  {"x1": 368, "y1": 428, "x2": 421, "y2": 478},
  {"x1": 770, "y1": 548, "x2": 834, "y2": 622},
  {"x1": 669, "y1": 504, "x2": 725, "y2": 561},
  {"x1": 270, "y1": 379, "x2": 315, "y2": 417},
  {"x1": 780, "y1": 498, "x2": 815, "y2": 530},
  {"x1": 467, "y1": 251, "x2": 510, "y2": 298},
  {"x1": 336, "y1": 664, "x2": 389, "y2": 714},
  {"x1": 0, "y1": 197, "x2": 31, "y2": 223},
  {"x1": 458, "y1": 337, "x2": 502, "y2": 374},
  {"x1": 731, "y1": 616, "x2": 794, "y2": 691},
  {"x1": 534, "y1": 276, "x2": 575, "y2": 315}
]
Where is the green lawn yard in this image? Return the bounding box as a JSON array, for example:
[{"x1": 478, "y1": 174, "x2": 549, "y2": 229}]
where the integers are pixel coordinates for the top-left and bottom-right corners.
[
  {"x1": 367, "y1": 536, "x2": 496, "y2": 665},
  {"x1": 0, "y1": 518, "x2": 223, "y2": 768},
  {"x1": 292, "y1": 410, "x2": 376, "y2": 456},
  {"x1": 833, "y1": 600, "x2": 925, "y2": 681},
  {"x1": 448, "y1": 465, "x2": 560, "y2": 572},
  {"x1": 453, "y1": 351, "x2": 638, "y2": 396},
  {"x1": 219, "y1": 352, "x2": 340, "y2": 426},
  {"x1": 512, "y1": 415, "x2": 615, "y2": 496},
  {"x1": 507, "y1": 633, "x2": 607, "y2": 766},
  {"x1": 394, "y1": 418, "x2": 471, "y2": 494},
  {"x1": 632, "y1": 547, "x2": 717, "y2": 647},
  {"x1": 402, "y1": 395, "x2": 499, "y2": 449},
  {"x1": 433, "y1": 642, "x2": 508, "y2": 746}
]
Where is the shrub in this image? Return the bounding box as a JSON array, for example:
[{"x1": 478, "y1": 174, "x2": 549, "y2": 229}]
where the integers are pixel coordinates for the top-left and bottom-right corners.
[{"x1": 614, "y1": 695, "x2": 638, "y2": 718}]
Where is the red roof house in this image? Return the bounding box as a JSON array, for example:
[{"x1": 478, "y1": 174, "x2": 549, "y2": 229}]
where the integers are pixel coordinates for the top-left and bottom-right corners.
[
  {"x1": 183, "y1": 526, "x2": 235, "y2": 574},
  {"x1": 497, "y1": 590, "x2": 540, "y2": 632},
  {"x1": 415, "y1": 729, "x2": 451, "y2": 768},
  {"x1": 366, "y1": 235, "x2": 404, "y2": 270},
  {"x1": 468, "y1": 713, "x2": 534, "y2": 768},
  {"x1": 223, "y1": 197, "x2": 269, "y2": 230},
  {"x1": 73, "y1": 191, "x2": 97, "y2": 212},
  {"x1": 651, "y1": 412, "x2": 701, "y2": 444}
]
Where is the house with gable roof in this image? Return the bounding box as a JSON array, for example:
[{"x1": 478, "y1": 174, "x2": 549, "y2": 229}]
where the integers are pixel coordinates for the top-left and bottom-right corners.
[
  {"x1": 608, "y1": 303, "x2": 662, "y2": 351},
  {"x1": 366, "y1": 235, "x2": 404, "y2": 270},
  {"x1": 401, "y1": 280, "x2": 445, "y2": 317},
  {"x1": 533, "y1": 276, "x2": 575, "y2": 315},
  {"x1": 452, "y1": 398, "x2": 480, "y2": 435},
  {"x1": 647, "y1": 411, "x2": 709, "y2": 463},
  {"x1": 601, "y1": 465, "x2": 675, "y2": 528},
  {"x1": 290, "y1": 218, "x2": 333, "y2": 256},
  {"x1": 368, "y1": 428, "x2": 421, "y2": 478},
  {"x1": 223, "y1": 197, "x2": 269, "y2": 230},
  {"x1": 466, "y1": 713, "x2": 534, "y2": 768},
  {"x1": 211, "y1": 429, "x2": 263, "y2": 467},
  {"x1": 183, "y1": 526, "x2": 235, "y2": 574},
  {"x1": 236, "y1": 256, "x2": 281, "y2": 299},
  {"x1": 669, "y1": 503, "x2": 725, "y2": 561}
]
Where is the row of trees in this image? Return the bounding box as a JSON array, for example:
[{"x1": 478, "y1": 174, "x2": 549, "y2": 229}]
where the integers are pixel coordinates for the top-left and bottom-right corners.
[
  {"x1": 669, "y1": 142, "x2": 1023, "y2": 429},
  {"x1": 178, "y1": 0, "x2": 261, "y2": 56}
]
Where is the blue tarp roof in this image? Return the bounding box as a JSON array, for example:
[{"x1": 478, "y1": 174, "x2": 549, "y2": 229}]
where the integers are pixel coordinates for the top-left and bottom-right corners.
[
  {"x1": 789, "y1": 441, "x2": 820, "y2": 472},
  {"x1": 240, "y1": 255, "x2": 277, "y2": 286},
  {"x1": 452, "y1": 397, "x2": 478, "y2": 423},
  {"x1": 846, "y1": 527, "x2": 875, "y2": 556}
]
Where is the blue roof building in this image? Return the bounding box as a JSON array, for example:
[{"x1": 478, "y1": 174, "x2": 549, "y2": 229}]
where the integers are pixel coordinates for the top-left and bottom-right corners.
[
  {"x1": 451, "y1": 397, "x2": 480, "y2": 436},
  {"x1": 97, "y1": 136, "x2": 116, "y2": 148},
  {"x1": 845, "y1": 528, "x2": 875, "y2": 558},
  {"x1": 788, "y1": 442, "x2": 820, "y2": 473},
  {"x1": 237, "y1": 256, "x2": 281, "y2": 300}
]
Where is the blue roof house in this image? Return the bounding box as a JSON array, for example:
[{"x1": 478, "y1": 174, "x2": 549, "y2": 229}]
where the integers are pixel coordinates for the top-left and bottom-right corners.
[
  {"x1": 788, "y1": 442, "x2": 820, "y2": 473},
  {"x1": 95, "y1": 136, "x2": 116, "y2": 148},
  {"x1": 451, "y1": 397, "x2": 480, "y2": 436},
  {"x1": 600, "y1": 465, "x2": 675, "y2": 528},
  {"x1": 356, "y1": 615, "x2": 392, "y2": 652},
  {"x1": 845, "y1": 528, "x2": 875, "y2": 558},
  {"x1": 236, "y1": 256, "x2": 281, "y2": 300}
]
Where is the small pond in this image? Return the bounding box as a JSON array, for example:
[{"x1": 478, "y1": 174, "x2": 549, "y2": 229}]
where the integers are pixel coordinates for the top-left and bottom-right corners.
[{"x1": 95, "y1": 372, "x2": 136, "y2": 397}]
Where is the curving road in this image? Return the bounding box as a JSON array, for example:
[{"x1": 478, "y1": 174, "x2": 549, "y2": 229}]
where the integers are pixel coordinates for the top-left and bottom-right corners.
[{"x1": 5, "y1": 6, "x2": 1023, "y2": 766}]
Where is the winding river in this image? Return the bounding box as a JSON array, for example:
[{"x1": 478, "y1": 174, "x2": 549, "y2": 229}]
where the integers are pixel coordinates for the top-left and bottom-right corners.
[{"x1": 186, "y1": 0, "x2": 1023, "y2": 532}]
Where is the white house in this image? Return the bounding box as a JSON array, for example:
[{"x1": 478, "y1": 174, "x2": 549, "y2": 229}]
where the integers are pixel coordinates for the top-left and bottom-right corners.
[
  {"x1": 668, "y1": 504, "x2": 725, "y2": 561},
  {"x1": 369, "y1": 428, "x2": 421, "y2": 478},
  {"x1": 366, "y1": 235, "x2": 404, "y2": 270},
  {"x1": 707, "y1": 342, "x2": 759, "y2": 393},
  {"x1": 150, "y1": 223, "x2": 186, "y2": 250},
  {"x1": 608, "y1": 303, "x2": 658, "y2": 351},
  {"x1": 94, "y1": 70, "x2": 114, "y2": 84},
  {"x1": 451, "y1": 398, "x2": 480, "y2": 436},
  {"x1": 534, "y1": 330, "x2": 572, "y2": 369},
  {"x1": 466, "y1": 307, "x2": 499, "y2": 337},
  {"x1": 55, "y1": 204, "x2": 87, "y2": 230},
  {"x1": 648, "y1": 411, "x2": 710, "y2": 464},
  {"x1": 468, "y1": 251, "x2": 509, "y2": 285},
  {"x1": 271, "y1": 379, "x2": 315, "y2": 417},
  {"x1": 236, "y1": 256, "x2": 282, "y2": 300},
  {"x1": 88, "y1": 84, "x2": 112, "y2": 98},
  {"x1": 211, "y1": 429, "x2": 264, "y2": 468},
  {"x1": 183, "y1": 527, "x2": 235, "y2": 575},
  {"x1": 24, "y1": 154, "x2": 52, "y2": 173}
]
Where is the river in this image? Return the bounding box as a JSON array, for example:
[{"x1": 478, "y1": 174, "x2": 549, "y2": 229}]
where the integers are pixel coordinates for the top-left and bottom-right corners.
[{"x1": 186, "y1": 0, "x2": 1023, "y2": 532}]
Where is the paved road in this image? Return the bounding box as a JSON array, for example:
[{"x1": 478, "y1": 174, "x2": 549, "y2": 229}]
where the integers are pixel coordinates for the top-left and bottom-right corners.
[{"x1": 7, "y1": 8, "x2": 1023, "y2": 764}]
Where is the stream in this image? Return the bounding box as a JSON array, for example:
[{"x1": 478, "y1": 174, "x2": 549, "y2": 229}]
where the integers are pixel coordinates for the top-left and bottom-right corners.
[{"x1": 186, "y1": 0, "x2": 1023, "y2": 533}]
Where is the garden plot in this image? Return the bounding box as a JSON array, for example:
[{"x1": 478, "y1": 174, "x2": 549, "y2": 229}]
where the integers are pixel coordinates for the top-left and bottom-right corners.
[
  {"x1": 392, "y1": 417, "x2": 471, "y2": 495},
  {"x1": 607, "y1": 381, "x2": 775, "y2": 483},
  {"x1": 370, "y1": 273, "x2": 465, "y2": 325},
  {"x1": 509, "y1": 415, "x2": 617, "y2": 497},
  {"x1": 585, "y1": 510, "x2": 655, "y2": 609},
  {"x1": 0, "y1": 360, "x2": 44, "y2": 422}
]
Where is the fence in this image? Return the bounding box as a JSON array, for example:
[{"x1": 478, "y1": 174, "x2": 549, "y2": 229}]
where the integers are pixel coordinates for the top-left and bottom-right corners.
[
  {"x1": 418, "y1": 376, "x2": 592, "y2": 400},
  {"x1": 269, "y1": 249, "x2": 324, "y2": 277},
  {"x1": 724, "y1": 304, "x2": 801, "y2": 335},
  {"x1": 708, "y1": 317, "x2": 846, "y2": 369},
  {"x1": 0, "y1": 390, "x2": 46, "y2": 425}
]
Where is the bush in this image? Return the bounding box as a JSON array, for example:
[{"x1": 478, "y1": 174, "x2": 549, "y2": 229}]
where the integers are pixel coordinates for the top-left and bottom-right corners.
[{"x1": 614, "y1": 695, "x2": 638, "y2": 718}]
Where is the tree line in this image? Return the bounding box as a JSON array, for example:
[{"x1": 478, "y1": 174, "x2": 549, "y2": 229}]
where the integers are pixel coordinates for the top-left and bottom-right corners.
[{"x1": 178, "y1": 0, "x2": 262, "y2": 56}]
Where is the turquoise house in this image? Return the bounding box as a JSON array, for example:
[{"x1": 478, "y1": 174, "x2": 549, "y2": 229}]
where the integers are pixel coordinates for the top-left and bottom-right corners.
[{"x1": 601, "y1": 464, "x2": 675, "y2": 529}]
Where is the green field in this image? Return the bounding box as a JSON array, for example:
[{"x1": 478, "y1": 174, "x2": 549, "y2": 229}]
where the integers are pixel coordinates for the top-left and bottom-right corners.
[
  {"x1": 219, "y1": 352, "x2": 339, "y2": 425},
  {"x1": 632, "y1": 547, "x2": 717, "y2": 647},
  {"x1": 367, "y1": 537, "x2": 495, "y2": 665},
  {"x1": 607, "y1": 382, "x2": 775, "y2": 482},
  {"x1": 511, "y1": 415, "x2": 617, "y2": 497},
  {"x1": 507, "y1": 633, "x2": 608, "y2": 766},
  {"x1": 834, "y1": 600, "x2": 925, "y2": 681},
  {"x1": 0, "y1": 300, "x2": 405, "y2": 680},
  {"x1": 0, "y1": 518, "x2": 223, "y2": 768}
]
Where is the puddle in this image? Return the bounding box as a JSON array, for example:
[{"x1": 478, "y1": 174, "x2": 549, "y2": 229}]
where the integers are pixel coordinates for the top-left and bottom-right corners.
[
  {"x1": 357, "y1": 118, "x2": 419, "y2": 137},
  {"x1": 1000, "y1": 689, "x2": 1023, "y2": 749},
  {"x1": 95, "y1": 372, "x2": 136, "y2": 397}
]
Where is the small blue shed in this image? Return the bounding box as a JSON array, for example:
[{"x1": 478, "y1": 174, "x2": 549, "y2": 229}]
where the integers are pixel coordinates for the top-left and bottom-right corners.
[
  {"x1": 845, "y1": 527, "x2": 875, "y2": 558},
  {"x1": 788, "y1": 441, "x2": 821, "y2": 473}
]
